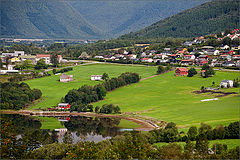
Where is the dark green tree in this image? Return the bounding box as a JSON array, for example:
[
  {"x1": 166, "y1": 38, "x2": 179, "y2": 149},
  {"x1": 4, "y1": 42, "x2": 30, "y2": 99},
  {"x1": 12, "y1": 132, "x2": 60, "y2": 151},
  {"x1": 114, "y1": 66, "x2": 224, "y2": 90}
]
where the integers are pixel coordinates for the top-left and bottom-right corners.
[
  {"x1": 102, "y1": 73, "x2": 109, "y2": 80},
  {"x1": 51, "y1": 53, "x2": 59, "y2": 67},
  {"x1": 188, "y1": 68, "x2": 197, "y2": 77}
]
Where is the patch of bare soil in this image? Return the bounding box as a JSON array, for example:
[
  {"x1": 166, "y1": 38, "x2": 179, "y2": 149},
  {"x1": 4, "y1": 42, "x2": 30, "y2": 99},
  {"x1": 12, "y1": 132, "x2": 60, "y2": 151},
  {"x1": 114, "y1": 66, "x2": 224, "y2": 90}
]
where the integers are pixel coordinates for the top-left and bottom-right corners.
[{"x1": 193, "y1": 90, "x2": 237, "y2": 97}]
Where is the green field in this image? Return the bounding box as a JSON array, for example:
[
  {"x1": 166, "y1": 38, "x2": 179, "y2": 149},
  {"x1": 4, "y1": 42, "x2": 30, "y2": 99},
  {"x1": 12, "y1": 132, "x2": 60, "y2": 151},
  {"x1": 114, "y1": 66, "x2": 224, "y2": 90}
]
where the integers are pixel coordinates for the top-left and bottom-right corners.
[
  {"x1": 154, "y1": 139, "x2": 240, "y2": 150},
  {"x1": 26, "y1": 64, "x2": 239, "y2": 129},
  {"x1": 93, "y1": 70, "x2": 239, "y2": 128},
  {"x1": 26, "y1": 64, "x2": 156, "y2": 109}
]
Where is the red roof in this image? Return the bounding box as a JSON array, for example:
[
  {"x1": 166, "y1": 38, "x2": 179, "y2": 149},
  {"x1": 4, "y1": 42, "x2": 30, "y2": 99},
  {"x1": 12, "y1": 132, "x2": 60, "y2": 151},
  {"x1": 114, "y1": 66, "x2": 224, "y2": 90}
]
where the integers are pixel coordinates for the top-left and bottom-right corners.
[
  {"x1": 201, "y1": 70, "x2": 206, "y2": 72},
  {"x1": 36, "y1": 54, "x2": 62, "y2": 59},
  {"x1": 170, "y1": 54, "x2": 177, "y2": 56},
  {"x1": 36, "y1": 54, "x2": 51, "y2": 58},
  {"x1": 233, "y1": 55, "x2": 240, "y2": 57},
  {"x1": 181, "y1": 59, "x2": 193, "y2": 62},
  {"x1": 201, "y1": 61, "x2": 208, "y2": 64},
  {"x1": 176, "y1": 68, "x2": 188, "y2": 72}
]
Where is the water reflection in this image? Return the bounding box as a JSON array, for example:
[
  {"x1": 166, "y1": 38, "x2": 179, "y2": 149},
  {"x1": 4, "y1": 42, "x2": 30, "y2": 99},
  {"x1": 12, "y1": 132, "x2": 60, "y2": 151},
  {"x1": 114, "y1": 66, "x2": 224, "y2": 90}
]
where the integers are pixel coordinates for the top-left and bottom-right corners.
[{"x1": 1, "y1": 114, "x2": 123, "y2": 145}]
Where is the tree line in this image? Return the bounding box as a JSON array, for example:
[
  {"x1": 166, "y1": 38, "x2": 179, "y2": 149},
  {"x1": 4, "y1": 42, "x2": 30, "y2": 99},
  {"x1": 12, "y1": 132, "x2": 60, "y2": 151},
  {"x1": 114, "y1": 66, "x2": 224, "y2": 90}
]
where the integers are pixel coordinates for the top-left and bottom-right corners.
[
  {"x1": 24, "y1": 122, "x2": 240, "y2": 159},
  {"x1": 1, "y1": 82, "x2": 42, "y2": 110},
  {"x1": 64, "y1": 72, "x2": 140, "y2": 112}
]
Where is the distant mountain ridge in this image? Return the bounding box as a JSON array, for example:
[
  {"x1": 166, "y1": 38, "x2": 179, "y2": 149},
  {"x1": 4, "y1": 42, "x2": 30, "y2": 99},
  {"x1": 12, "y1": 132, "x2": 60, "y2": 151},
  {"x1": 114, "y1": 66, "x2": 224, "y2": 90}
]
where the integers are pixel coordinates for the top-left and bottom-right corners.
[
  {"x1": 1, "y1": 0, "x2": 103, "y2": 39},
  {"x1": 120, "y1": 0, "x2": 240, "y2": 39},
  {"x1": 1, "y1": 0, "x2": 210, "y2": 39}
]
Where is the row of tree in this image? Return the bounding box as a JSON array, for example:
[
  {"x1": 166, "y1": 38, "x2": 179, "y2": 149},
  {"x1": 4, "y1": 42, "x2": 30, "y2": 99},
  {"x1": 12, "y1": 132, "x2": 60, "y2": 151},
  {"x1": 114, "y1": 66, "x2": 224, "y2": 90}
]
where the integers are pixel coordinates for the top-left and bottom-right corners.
[
  {"x1": 28, "y1": 130, "x2": 239, "y2": 159},
  {"x1": 52, "y1": 67, "x2": 73, "y2": 74},
  {"x1": 1, "y1": 82, "x2": 42, "y2": 110},
  {"x1": 64, "y1": 72, "x2": 140, "y2": 111},
  {"x1": 146, "y1": 121, "x2": 239, "y2": 144}
]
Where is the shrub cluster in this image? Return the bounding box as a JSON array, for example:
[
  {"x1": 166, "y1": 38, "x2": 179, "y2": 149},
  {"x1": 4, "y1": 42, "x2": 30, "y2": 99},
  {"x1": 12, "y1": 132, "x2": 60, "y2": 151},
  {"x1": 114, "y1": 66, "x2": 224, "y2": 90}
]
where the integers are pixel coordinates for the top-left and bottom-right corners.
[
  {"x1": 157, "y1": 65, "x2": 172, "y2": 74},
  {"x1": 64, "y1": 72, "x2": 140, "y2": 111},
  {"x1": 53, "y1": 67, "x2": 73, "y2": 74},
  {"x1": 1, "y1": 82, "x2": 42, "y2": 110}
]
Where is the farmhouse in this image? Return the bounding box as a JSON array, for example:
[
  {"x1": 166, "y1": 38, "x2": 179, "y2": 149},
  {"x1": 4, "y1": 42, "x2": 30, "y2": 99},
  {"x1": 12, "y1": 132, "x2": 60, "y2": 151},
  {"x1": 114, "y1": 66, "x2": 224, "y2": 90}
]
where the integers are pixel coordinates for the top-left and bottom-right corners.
[
  {"x1": 60, "y1": 74, "x2": 73, "y2": 82},
  {"x1": 36, "y1": 54, "x2": 62, "y2": 64},
  {"x1": 175, "y1": 68, "x2": 188, "y2": 76},
  {"x1": 57, "y1": 103, "x2": 70, "y2": 110},
  {"x1": 91, "y1": 75, "x2": 102, "y2": 81},
  {"x1": 220, "y1": 80, "x2": 233, "y2": 88}
]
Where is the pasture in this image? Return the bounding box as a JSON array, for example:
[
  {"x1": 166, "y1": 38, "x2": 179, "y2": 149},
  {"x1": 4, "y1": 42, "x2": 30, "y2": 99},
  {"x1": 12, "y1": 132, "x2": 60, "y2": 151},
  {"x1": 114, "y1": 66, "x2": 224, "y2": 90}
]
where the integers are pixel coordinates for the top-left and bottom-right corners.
[
  {"x1": 26, "y1": 63, "x2": 157, "y2": 109},
  {"x1": 93, "y1": 70, "x2": 239, "y2": 128}
]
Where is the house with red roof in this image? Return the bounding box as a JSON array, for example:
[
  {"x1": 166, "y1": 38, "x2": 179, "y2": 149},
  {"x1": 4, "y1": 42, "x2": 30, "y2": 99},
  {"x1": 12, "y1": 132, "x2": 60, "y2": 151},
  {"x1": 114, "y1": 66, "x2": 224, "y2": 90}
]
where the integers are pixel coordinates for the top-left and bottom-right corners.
[
  {"x1": 36, "y1": 54, "x2": 62, "y2": 64},
  {"x1": 141, "y1": 58, "x2": 153, "y2": 63},
  {"x1": 175, "y1": 68, "x2": 188, "y2": 76},
  {"x1": 57, "y1": 103, "x2": 70, "y2": 110},
  {"x1": 232, "y1": 55, "x2": 240, "y2": 60},
  {"x1": 181, "y1": 59, "x2": 194, "y2": 65}
]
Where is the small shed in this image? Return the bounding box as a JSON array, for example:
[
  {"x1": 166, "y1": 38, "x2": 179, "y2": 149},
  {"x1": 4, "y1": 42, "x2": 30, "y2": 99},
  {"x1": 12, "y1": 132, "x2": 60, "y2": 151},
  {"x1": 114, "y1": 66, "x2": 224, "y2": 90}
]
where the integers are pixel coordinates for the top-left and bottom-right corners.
[
  {"x1": 175, "y1": 68, "x2": 188, "y2": 76},
  {"x1": 220, "y1": 80, "x2": 233, "y2": 88},
  {"x1": 57, "y1": 103, "x2": 70, "y2": 110},
  {"x1": 91, "y1": 75, "x2": 102, "y2": 81},
  {"x1": 60, "y1": 74, "x2": 73, "y2": 82}
]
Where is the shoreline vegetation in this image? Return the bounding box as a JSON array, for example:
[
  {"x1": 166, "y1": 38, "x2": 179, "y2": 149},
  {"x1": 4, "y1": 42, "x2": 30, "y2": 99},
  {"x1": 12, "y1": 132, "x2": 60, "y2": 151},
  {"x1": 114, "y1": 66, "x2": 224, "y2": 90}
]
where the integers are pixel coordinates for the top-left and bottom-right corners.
[{"x1": 0, "y1": 110, "x2": 163, "y2": 131}]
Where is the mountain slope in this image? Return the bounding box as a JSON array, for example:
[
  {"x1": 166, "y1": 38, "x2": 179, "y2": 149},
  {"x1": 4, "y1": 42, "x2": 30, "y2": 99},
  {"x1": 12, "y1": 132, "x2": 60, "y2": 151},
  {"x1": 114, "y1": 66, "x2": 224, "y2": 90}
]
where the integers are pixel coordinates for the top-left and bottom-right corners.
[
  {"x1": 70, "y1": 0, "x2": 210, "y2": 38},
  {"x1": 120, "y1": 0, "x2": 240, "y2": 39},
  {"x1": 1, "y1": 0, "x2": 103, "y2": 39}
]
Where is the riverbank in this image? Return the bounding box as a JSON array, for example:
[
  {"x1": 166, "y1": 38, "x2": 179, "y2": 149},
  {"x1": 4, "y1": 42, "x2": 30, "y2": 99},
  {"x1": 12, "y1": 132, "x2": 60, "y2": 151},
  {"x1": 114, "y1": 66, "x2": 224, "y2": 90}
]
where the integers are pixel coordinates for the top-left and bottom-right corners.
[{"x1": 0, "y1": 110, "x2": 164, "y2": 131}]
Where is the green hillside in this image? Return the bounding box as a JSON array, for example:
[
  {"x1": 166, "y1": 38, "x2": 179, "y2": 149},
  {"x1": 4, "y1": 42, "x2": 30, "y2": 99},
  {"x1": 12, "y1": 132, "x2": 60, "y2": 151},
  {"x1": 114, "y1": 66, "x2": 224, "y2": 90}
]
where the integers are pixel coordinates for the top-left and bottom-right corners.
[
  {"x1": 1, "y1": 0, "x2": 103, "y2": 39},
  {"x1": 1, "y1": 0, "x2": 209, "y2": 39},
  {"x1": 120, "y1": 0, "x2": 240, "y2": 39}
]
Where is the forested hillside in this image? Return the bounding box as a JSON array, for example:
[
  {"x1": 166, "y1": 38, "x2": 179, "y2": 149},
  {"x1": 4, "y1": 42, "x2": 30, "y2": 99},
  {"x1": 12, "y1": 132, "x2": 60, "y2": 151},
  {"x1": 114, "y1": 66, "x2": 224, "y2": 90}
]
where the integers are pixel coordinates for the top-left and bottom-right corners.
[
  {"x1": 1, "y1": 0, "x2": 103, "y2": 39},
  {"x1": 70, "y1": 0, "x2": 209, "y2": 37},
  {"x1": 1, "y1": 0, "x2": 208, "y2": 39},
  {"x1": 120, "y1": 0, "x2": 239, "y2": 39}
]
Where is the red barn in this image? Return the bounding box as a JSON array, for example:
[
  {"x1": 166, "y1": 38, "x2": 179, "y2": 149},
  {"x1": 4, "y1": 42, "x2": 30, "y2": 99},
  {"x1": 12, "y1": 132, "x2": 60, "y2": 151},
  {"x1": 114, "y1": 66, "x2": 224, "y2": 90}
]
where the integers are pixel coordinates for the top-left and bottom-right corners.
[
  {"x1": 175, "y1": 68, "x2": 188, "y2": 76},
  {"x1": 57, "y1": 103, "x2": 70, "y2": 110}
]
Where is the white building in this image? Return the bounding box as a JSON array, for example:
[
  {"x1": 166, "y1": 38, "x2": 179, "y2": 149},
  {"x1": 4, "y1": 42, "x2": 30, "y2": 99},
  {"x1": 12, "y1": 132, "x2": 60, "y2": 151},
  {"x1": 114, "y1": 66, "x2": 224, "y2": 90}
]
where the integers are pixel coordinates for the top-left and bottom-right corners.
[
  {"x1": 2, "y1": 51, "x2": 24, "y2": 57},
  {"x1": 91, "y1": 75, "x2": 102, "y2": 81},
  {"x1": 220, "y1": 80, "x2": 233, "y2": 88}
]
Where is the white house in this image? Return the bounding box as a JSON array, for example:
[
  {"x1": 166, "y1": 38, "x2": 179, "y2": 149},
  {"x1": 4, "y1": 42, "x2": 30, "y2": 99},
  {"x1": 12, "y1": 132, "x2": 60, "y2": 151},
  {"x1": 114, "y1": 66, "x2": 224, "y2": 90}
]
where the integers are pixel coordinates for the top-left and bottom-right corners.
[
  {"x1": 220, "y1": 45, "x2": 230, "y2": 50},
  {"x1": 2, "y1": 51, "x2": 25, "y2": 57},
  {"x1": 91, "y1": 75, "x2": 102, "y2": 81},
  {"x1": 220, "y1": 80, "x2": 233, "y2": 88}
]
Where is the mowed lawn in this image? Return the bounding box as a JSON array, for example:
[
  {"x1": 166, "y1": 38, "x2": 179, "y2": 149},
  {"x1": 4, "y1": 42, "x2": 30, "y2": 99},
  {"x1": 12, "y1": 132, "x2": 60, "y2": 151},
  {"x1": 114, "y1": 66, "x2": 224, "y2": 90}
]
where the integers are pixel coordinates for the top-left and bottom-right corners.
[
  {"x1": 26, "y1": 64, "x2": 157, "y2": 109},
  {"x1": 93, "y1": 70, "x2": 239, "y2": 128}
]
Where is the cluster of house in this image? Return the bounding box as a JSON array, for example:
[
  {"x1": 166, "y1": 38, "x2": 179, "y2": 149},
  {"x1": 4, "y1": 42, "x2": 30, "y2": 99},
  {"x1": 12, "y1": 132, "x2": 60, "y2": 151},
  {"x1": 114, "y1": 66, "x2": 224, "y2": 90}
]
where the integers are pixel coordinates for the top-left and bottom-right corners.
[
  {"x1": 91, "y1": 31, "x2": 240, "y2": 67},
  {"x1": 92, "y1": 43, "x2": 240, "y2": 67},
  {"x1": 0, "y1": 51, "x2": 63, "y2": 74}
]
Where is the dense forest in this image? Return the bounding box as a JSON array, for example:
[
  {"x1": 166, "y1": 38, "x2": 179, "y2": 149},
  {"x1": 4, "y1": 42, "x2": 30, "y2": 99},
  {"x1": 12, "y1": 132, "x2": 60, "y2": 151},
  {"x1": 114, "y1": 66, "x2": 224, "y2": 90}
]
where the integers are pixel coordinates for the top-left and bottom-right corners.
[
  {"x1": 120, "y1": 0, "x2": 240, "y2": 39},
  {"x1": 1, "y1": 82, "x2": 42, "y2": 110}
]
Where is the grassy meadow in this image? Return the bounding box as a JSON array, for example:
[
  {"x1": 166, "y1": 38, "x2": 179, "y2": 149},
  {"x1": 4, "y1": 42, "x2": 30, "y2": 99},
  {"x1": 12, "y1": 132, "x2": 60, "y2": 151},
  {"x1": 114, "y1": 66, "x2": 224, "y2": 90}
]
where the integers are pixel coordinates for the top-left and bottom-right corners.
[
  {"x1": 154, "y1": 139, "x2": 240, "y2": 150},
  {"x1": 26, "y1": 64, "x2": 156, "y2": 109},
  {"x1": 93, "y1": 69, "x2": 239, "y2": 128},
  {"x1": 26, "y1": 63, "x2": 239, "y2": 129}
]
